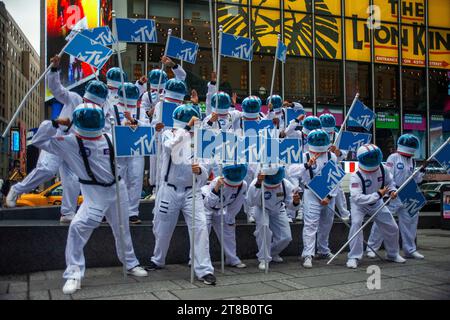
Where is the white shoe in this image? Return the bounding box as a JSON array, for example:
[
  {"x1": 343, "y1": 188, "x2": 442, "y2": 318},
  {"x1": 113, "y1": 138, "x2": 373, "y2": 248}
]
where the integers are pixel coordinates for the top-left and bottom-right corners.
[
  {"x1": 60, "y1": 213, "x2": 76, "y2": 224},
  {"x1": 248, "y1": 216, "x2": 256, "y2": 224},
  {"x1": 5, "y1": 188, "x2": 19, "y2": 208},
  {"x1": 366, "y1": 251, "x2": 377, "y2": 259},
  {"x1": 127, "y1": 266, "x2": 148, "y2": 277},
  {"x1": 296, "y1": 212, "x2": 303, "y2": 221},
  {"x1": 303, "y1": 256, "x2": 312, "y2": 269},
  {"x1": 346, "y1": 258, "x2": 358, "y2": 269},
  {"x1": 62, "y1": 279, "x2": 81, "y2": 295},
  {"x1": 341, "y1": 216, "x2": 350, "y2": 223},
  {"x1": 386, "y1": 254, "x2": 406, "y2": 264},
  {"x1": 287, "y1": 218, "x2": 293, "y2": 223},
  {"x1": 406, "y1": 251, "x2": 425, "y2": 259},
  {"x1": 258, "y1": 261, "x2": 267, "y2": 271},
  {"x1": 231, "y1": 263, "x2": 247, "y2": 269},
  {"x1": 272, "y1": 255, "x2": 283, "y2": 263}
]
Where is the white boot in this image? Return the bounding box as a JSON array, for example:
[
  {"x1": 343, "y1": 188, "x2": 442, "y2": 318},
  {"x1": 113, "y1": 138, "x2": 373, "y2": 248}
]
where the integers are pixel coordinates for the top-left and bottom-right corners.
[
  {"x1": 346, "y1": 258, "x2": 358, "y2": 269},
  {"x1": 303, "y1": 256, "x2": 312, "y2": 269},
  {"x1": 386, "y1": 254, "x2": 406, "y2": 264},
  {"x1": 296, "y1": 211, "x2": 303, "y2": 221},
  {"x1": 5, "y1": 188, "x2": 19, "y2": 208},
  {"x1": 366, "y1": 250, "x2": 377, "y2": 259},
  {"x1": 258, "y1": 261, "x2": 267, "y2": 271},
  {"x1": 248, "y1": 216, "x2": 256, "y2": 224},
  {"x1": 62, "y1": 279, "x2": 81, "y2": 295},
  {"x1": 272, "y1": 255, "x2": 283, "y2": 263},
  {"x1": 406, "y1": 251, "x2": 424, "y2": 259},
  {"x1": 127, "y1": 266, "x2": 148, "y2": 277},
  {"x1": 60, "y1": 213, "x2": 76, "y2": 224}
]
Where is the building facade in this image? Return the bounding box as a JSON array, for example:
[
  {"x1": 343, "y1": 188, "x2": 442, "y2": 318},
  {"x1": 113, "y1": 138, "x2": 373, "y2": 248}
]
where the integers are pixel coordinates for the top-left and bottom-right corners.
[
  {"x1": 113, "y1": 0, "x2": 449, "y2": 161},
  {"x1": 0, "y1": 1, "x2": 41, "y2": 179}
]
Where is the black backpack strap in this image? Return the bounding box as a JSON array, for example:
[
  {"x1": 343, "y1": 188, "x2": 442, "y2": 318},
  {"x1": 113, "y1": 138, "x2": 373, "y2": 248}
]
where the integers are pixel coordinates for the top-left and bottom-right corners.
[
  {"x1": 114, "y1": 105, "x2": 121, "y2": 124},
  {"x1": 136, "y1": 107, "x2": 141, "y2": 121},
  {"x1": 356, "y1": 171, "x2": 366, "y2": 195},
  {"x1": 104, "y1": 134, "x2": 116, "y2": 178},
  {"x1": 306, "y1": 153, "x2": 314, "y2": 180},
  {"x1": 76, "y1": 137, "x2": 98, "y2": 185},
  {"x1": 380, "y1": 164, "x2": 385, "y2": 189},
  {"x1": 282, "y1": 180, "x2": 286, "y2": 202},
  {"x1": 64, "y1": 121, "x2": 74, "y2": 133},
  {"x1": 164, "y1": 155, "x2": 173, "y2": 183},
  {"x1": 328, "y1": 152, "x2": 331, "y2": 161}
]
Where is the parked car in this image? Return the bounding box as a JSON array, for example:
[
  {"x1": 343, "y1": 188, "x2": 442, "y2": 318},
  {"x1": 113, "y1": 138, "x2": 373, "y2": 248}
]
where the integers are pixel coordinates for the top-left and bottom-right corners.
[
  {"x1": 16, "y1": 182, "x2": 83, "y2": 207},
  {"x1": 420, "y1": 182, "x2": 450, "y2": 211}
]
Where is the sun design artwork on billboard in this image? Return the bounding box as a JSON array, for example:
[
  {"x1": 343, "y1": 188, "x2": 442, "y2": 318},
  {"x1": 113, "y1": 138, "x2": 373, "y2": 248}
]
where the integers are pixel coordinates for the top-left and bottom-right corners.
[{"x1": 218, "y1": 0, "x2": 341, "y2": 59}]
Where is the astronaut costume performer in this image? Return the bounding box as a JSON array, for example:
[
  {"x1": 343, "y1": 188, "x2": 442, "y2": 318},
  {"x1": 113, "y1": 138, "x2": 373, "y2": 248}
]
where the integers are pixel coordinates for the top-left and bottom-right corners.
[
  {"x1": 6, "y1": 69, "x2": 108, "y2": 223},
  {"x1": 237, "y1": 96, "x2": 266, "y2": 224},
  {"x1": 319, "y1": 113, "x2": 351, "y2": 221},
  {"x1": 112, "y1": 83, "x2": 150, "y2": 222},
  {"x1": 148, "y1": 104, "x2": 216, "y2": 285},
  {"x1": 366, "y1": 134, "x2": 426, "y2": 259},
  {"x1": 247, "y1": 166, "x2": 299, "y2": 271},
  {"x1": 202, "y1": 164, "x2": 248, "y2": 268},
  {"x1": 203, "y1": 92, "x2": 241, "y2": 132},
  {"x1": 346, "y1": 144, "x2": 405, "y2": 269},
  {"x1": 31, "y1": 103, "x2": 148, "y2": 295},
  {"x1": 289, "y1": 129, "x2": 338, "y2": 268}
]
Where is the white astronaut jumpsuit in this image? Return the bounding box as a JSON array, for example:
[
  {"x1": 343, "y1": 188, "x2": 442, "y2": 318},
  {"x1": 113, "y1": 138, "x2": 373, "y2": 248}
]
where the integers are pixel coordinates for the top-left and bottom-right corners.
[
  {"x1": 202, "y1": 178, "x2": 247, "y2": 266},
  {"x1": 32, "y1": 121, "x2": 141, "y2": 280},
  {"x1": 247, "y1": 178, "x2": 298, "y2": 263},
  {"x1": 112, "y1": 103, "x2": 150, "y2": 218},
  {"x1": 151, "y1": 128, "x2": 215, "y2": 278},
  {"x1": 147, "y1": 65, "x2": 187, "y2": 189},
  {"x1": 12, "y1": 70, "x2": 81, "y2": 216},
  {"x1": 289, "y1": 152, "x2": 338, "y2": 258},
  {"x1": 366, "y1": 153, "x2": 424, "y2": 256},
  {"x1": 348, "y1": 165, "x2": 401, "y2": 260}
]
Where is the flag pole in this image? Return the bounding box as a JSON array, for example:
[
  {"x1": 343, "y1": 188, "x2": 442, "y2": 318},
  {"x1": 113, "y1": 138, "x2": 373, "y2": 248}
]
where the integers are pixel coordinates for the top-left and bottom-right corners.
[
  {"x1": 2, "y1": 40, "x2": 73, "y2": 138},
  {"x1": 112, "y1": 11, "x2": 128, "y2": 109},
  {"x1": 215, "y1": 26, "x2": 223, "y2": 109},
  {"x1": 217, "y1": 25, "x2": 224, "y2": 274},
  {"x1": 327, "y1": 137, "x2": 450, "y2": 265},
  {"x1": 209, "y1": 0, "x2": 216, "y2": 72},
  {"x1": 268, "y1": 34, "x2": 280, "y2": 108},
  {"x1": 259, "y1": 130, "x2": 269, "y2": 274},
  {"x1": 156, "y1": 29, "x2": 172, "y2": 114},
  {"x1": 191, "y1": 124, "x2": 199, "y2": 284},
  {"x1": 110, "y1": 117, "x2": 128, "y2": 278},
  {"x1": 334, "y1": 93, "x2": 360, "y2": 147}
]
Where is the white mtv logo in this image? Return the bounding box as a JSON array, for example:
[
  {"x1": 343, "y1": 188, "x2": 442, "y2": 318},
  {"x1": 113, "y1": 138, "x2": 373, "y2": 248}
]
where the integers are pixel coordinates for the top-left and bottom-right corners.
[
  {"x1": 131, "y1": 134, "x2": 156, "y2": 156},
  {"x1": 404, "y1": 198, "x2": 422, "y2": 216},
  {"x1": 95, "y1": 31, "x2": 114, "y2": 46},
  {"x1": 77, "y1": 51, "x2": 109, "y2": 68},
  {"x1": 357, "y1": 115, "x2": 374, "y2": 128},
  {"x1": 279, "y1": 145, "x2": 302, "y2": 164},
  {"x1": 349, "y1": 138, "x2": 367, "y2": 152},
  {"x1": 232, "y1": 43, "x2": 252, "y2": 60},
  {"x1": 132, "y1": 25, "x2": 156, "y2": 42},
  {"x1": 176, "y1": 47, "x2": 197, "y2": 62},
  {"x1": 326, "y1": 164, "x2": 345, "y2": 191}
]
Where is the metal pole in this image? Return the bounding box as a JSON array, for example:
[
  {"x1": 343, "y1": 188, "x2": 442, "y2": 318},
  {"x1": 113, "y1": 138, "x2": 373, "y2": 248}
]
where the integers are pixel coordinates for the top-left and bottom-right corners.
[
  {"x1": 2, "y1": 39, "x2": 72, "y2": 138},
  {"x1": 334, "y1": 93, "x2": 360, "y2": 146},
  {"x1": 425, "y1": 0, "x2": 431, "y2": 158},
  {"x1": 209, "y1": 0, "x2": 217, "y2": 72},
  {"x1": 341, "y1": 0, "x2": 347, "y2": 126},
  {"x1": 248, "y1": 0, "x2": 252, "y2": 96},
  {"x1": 112, "y1": 11, "x2": 128, "y2": 109},
  {"x1": 327, "y1": 137, "x2": 450, "y2": 265},
  {"x1": 312, "y1": 0, "x2": 317, "y2": 115},
  {"x1": 269, "y1": 34, "x2": 281, "y2": 107},
  {"x1": 156, "y1": 29, "x2": 173, "y2": 116},
  {"x1": 89, "y1": 65, "x2": 100, "y2": 81},
  {"x1": 369, "y1": 0, "x2": 376, "y2": 142},
  {"x1": 191, "y1": 125, "x2": 199, "y2": 284},
  {"x1": 281, "y1": 2, "x2": 285, "y2": 102},
  {"x1": 397, "y1": 0, "x2": 404, "y2": 135},
  {"x1": 259, "y1": 130, "x2": 269, "y2": 274},
  {"x1": 219, "y1": 164, "x2": 225, "y2": 274},
  {"x1": 110, "y1": 117, "x2": 128, "y2": 278},
  {"x1": 145, "y1": 0, "x2": 149, "y2": 76},
  {"x1": 215, "y1": 26, "x2": 223, "y2": 110}
]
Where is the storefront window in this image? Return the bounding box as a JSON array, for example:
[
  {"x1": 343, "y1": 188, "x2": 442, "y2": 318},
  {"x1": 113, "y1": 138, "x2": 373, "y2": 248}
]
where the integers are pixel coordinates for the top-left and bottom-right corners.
[
  {"x1": 430, "y1": 69, "x2": 450, "y2": 154},
  {"x1": 375, "y1": 109, "x2": 400, "y2": 160},
  {"x1": 375, "y1": 64, "x2": 399, "y2": 108},
  {"x1": 345, "y1": 61, "x2": 371, "y2": 106},
  {"x1": 316, "y1": 59, "x2": 343, "y2": 105},
  {"x1": 284, "y1": 57, "x2": 313, "y2": 106},
  {"x1": 251, "y1": 55, "x2": 281, "y2": 101}
]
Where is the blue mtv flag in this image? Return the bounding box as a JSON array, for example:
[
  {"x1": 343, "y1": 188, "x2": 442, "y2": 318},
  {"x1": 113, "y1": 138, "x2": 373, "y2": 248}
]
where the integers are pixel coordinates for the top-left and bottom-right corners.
[
  {"x1": 398, "y1": 180, "x2": 427, "y2": 217},
  {"x1": 114, "y1": 126, "x2": 156, "y2": 157},
  {"x1": 236, "y1": 136, "x2": 264, "y2": 164},
  {"x1": 195, "y1": 129, "x2": 237, "y2": 163},
  {"x1": 167, "y1": 36, "x2": 199, "y2": 64},
  {"x1": 278, "y1": 139, "x2": 302, "y2": 165},
  {"x1": 64, "y1": 33, "x2": 113, "y2": 69},
  {"x1": 161, "y1": 102, "x2": 179, "y2": 128},
  {"x1": 221, "y1": 32, "x2": 254, "y2": 61},
  {"x1": 243, "y1": 120, "x2": 274, "y2": 136},
  {"x1": 348, "y1": 100, "x2": 376, "y2": 131},
  {"x1": 308, "y1": 160, "x2": 346, "y2": 200},
  {"x1": 337, "y1": 131, "x2": 372, "y2": 152},
  {"x1": 115, "y1": 18, "x2": 157, "y2": 43},
  {"x1": 81, "y1": 27, "x2": 116, "y2": 46},
  {"x1": 434, "y1": 142, "x2": 450, "y2": 173},
  {"x1": 285, "y1": 108, "x2": 306, "y2": 125},
  {"x1": 277, "y1": 40, "x2": 287, "y2": 62}
]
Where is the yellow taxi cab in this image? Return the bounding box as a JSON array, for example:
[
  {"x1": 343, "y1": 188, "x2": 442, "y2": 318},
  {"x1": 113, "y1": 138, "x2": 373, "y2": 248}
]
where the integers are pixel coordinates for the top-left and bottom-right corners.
[{"x1": 16, "y1": 182, "x2": 83, "y2": 207}]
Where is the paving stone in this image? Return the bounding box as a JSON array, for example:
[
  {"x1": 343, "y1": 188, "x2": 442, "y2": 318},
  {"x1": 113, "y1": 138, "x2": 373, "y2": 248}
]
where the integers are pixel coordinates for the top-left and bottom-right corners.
[
  {"x1": 0, "y1": 293, "x2": 27, "y2": 300},
  {"x1": 49, "y1": 289, "x2": 73, "y2": 300},
  {"x1": 263, "y1": 280, "x2": 299, "y2": 291},
  {"x1": 378, "y1": 265, "x2": 442, "y2": 277},
  {"x1": 29, "y1": 290, "x2": 50, "y2": 300},
  {"x1": 8, "y1": 281, "x2": 28, "y2": 293},
  {"x1": 328, "y1": 278, "x2": 423, "y2": 297},
  {"x1": 91, "y1": 293, "x2": 158, "y2": 300},
  {"x1": 289, "y1": 270, "x2": 372, "y2": 288},
  {"x1": 400, "y1": 286, "x2": 450, "y2": 300},
  {"x1": 170, "y1": 279, "x2": 199, "y2": 289},
  {"x1": 153, "y1": 291, "x2": 180, "y2": 300},
  {"x1": 243, "y1": 287, "x2": 352, "y2": 300},
  {"x1": 214, "y1": 272, "x2": 292, "y2": 287},
  {"x1": 172, "y1": 283, "x2": 280, "y2": 300},
  {"x1": 29, "y1": 272, "x2": 47, "y2": 281},
  {"x1": 347, "y1": 291, "x2": 420, "y2": 300},
  {"x1": 0, "y1": 282, "x2": 9, "y2": 295}
]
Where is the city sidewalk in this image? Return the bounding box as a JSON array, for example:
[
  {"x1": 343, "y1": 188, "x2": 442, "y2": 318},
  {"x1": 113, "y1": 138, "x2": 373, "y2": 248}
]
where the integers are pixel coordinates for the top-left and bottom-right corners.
[{"x1": 1, "y1": 229, "x2": 449, "y2": 300}]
